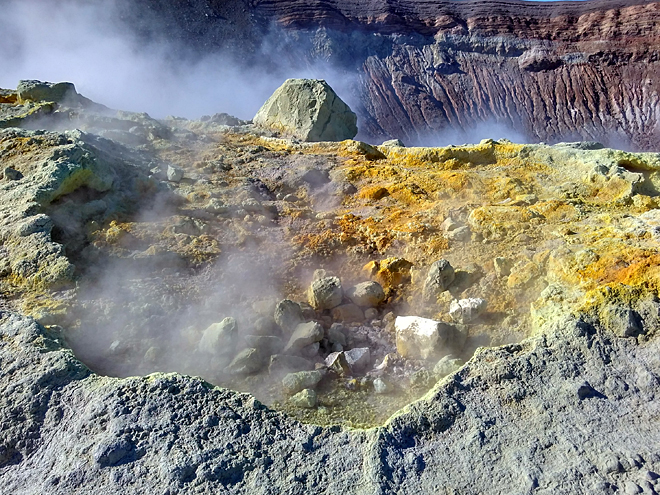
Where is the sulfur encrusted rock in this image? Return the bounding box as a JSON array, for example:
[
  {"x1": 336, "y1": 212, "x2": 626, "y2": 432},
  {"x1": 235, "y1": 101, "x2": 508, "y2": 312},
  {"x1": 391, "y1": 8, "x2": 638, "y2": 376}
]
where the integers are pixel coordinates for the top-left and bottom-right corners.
[{"x1": 253, "y1": 79, "x2": 357, "y2": 142}]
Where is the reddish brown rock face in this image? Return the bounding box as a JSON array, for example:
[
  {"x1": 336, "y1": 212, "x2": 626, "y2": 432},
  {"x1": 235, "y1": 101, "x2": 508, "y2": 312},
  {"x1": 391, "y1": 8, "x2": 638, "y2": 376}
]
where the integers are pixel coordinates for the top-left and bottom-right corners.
[{"x1": 128, "y1": 0, "x2": 660, "y2": 149}]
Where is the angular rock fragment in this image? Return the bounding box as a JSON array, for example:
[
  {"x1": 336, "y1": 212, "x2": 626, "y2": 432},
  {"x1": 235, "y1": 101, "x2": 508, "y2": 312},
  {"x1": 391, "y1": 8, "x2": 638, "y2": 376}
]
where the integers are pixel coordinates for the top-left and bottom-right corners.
[
  {"x1": 346, "y1": 281, "x2": 386, "y2": 307},
  {"x1": 224, "y1": 348, "x2": 264, "y2": 375},
  {"x1": 325, "y1": 351, "x2": 351, "y2": 375},
  {"x1": 344, "y1": 347, "x2": 371, "y2": 373},
  {"x1": 282, "y1": 370, "x2": 324, "y2": 395},
  {"x1": 331, "y1": 303, "x2": 364, "y2": 323},
  {"x1": 290, "y1": 388, "x2": 318, "y2": 408},
  {"x1": 274, "y1": 299, "x2": 304, "y2": 333},
  {"x1": 253, "y1": 78, "x2": 358, "y2": 142},
  {"x1": 17, "y1": 79, "x2": 78, "y2": 103},
  {"x1": 198, "y1": 317, "x2": 237, "y2": 355},
  {"x1": 423, "y1": 259, "x2": 455, "y2": 301},
  {"x1": 167, "y1": 165, "x2": 184, "y2": 182},
  {"x1": 308, "y1": 276, "x2": 343, "y2": 310},
  {"x1": 381, "y1": 139, "x2": 405, "y2": 147},
  {"x1": 449, "y1": 298, "x2": 487, "y2": 324},
  {"x1": 283, "y1": 321, "x2": 324, "y2": 353},
  {"x1": 395, "y1": 316, "x2": 454, "y2": 360}
]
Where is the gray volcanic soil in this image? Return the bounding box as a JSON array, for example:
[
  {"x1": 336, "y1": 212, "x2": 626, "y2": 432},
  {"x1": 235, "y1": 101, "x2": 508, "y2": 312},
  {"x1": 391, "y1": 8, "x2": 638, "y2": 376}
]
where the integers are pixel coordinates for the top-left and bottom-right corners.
[{"x1": 1, "y1": 310, "x2": 659, "y2": 494}]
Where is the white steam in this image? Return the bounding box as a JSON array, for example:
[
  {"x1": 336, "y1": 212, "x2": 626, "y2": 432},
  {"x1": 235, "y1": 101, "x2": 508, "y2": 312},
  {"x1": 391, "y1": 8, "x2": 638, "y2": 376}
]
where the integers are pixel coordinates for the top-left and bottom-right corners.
[{"x1": 0, "y1": 0, "x2": 357, "y2": 121}]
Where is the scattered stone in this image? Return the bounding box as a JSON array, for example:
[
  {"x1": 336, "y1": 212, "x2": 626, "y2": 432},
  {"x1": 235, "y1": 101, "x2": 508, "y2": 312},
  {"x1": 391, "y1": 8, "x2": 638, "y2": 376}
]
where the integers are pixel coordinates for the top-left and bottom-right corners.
[
  {"x1": 494, "y1": 257, "x2": 513, "y2": 277},
  {"x1": 327, "y1": 323, "x2": 347, "y2": 346},
  {"x1": 325, "y1": 351, "x2": 351, "y2": 375},
  {"x1": 446, "y1": 226, "x2": 471, "y2": 242},
  {"x1": 441, "y1": 216, "x2": 460, "y2": 232},
  {"x1": 381, "y1": 139, "x2": 405, "y2": 147},
  {"x1": 449, "y1": 298, "x2": 487, "y2": 323},
  {"x1": 395, "y1": 316, "x2": 453, "y2": 360},
  {"x1": 290, "y1": 388, "x2": 318, "y2": 408},
  {"x1": 373, "y1": 377, "x2": 389, "y2": 394},
  {"x1": 345, "y1": 347, "x2": 371, "y2": 373},
  {"x1": 243, "y1": 335, "x2": 283, "y2": 356},
  {"x1": 268, "y1": 354, "x2": 314, "y2": 376},
  {"x1": 343, "y1": 141, "x2": 386, "y2": 160},
  {"x1": 283, "y1": 321, "x2": 324, "y2": 353},
  {"x1": 274, "y1": 299, "x2": 304, "y2": 333},
  {"x1": 364, "y1": 308, "x2": 379, "y2": 320},
  {"x1": 198, "y1": 317, "x2": 237, "y2": 355},
  {"x1": 434, "y1": 355, "x2": 463, "y2": 377},
  {"x1": 167, "y1": 165, "x2": 184, "y2": 182},
  {"x1": 331, "y1": 343, "x2": 344, "y2": 352},
  {"x1": 374, "y1": 353, "x2": 397, "y2": 371},
  {"x1": 3, "y1": 167, "x2": 23, "y2": 181},
  {"x1": 308, "y1": 276, "x2": 343, "y2": 310},
  {"x1": 282, "y1": 370, "x2": 324, "y2": 395},
  {"x1": 253, "y1": 78, "x2": 358, "y2": 142},
  {"x1": 346, "y1": 281, "x2": 386, "y2": 307},
  {"x1": 331, "y1": 303, "x2": 364, "y2": 323},
  {"x1": 423, "y1": 259, "x2": 455, "y2": 301},
  {"x1": 224, "y1": 348, "x2": 265, "y2": 375}
]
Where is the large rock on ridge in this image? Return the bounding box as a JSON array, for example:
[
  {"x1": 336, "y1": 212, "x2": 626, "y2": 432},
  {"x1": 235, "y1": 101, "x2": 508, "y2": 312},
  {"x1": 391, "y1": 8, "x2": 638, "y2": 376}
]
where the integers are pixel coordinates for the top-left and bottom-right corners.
[{"x1": 253, "y1": 79, "x2": 358, "y2": 142}]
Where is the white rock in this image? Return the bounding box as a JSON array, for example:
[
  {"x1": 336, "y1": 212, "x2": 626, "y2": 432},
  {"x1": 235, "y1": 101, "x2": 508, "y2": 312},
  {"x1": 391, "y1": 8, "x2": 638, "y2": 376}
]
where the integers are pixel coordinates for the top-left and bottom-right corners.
[
  {"x1": 449, "y1": 298, "x2": 487, "y2": 323},
  {"x1": 395, "y1": 316, "x2": 452, "y2": 360},
  {"x1": 344, "y1": 347, "x2": 371, "y2": 373}
]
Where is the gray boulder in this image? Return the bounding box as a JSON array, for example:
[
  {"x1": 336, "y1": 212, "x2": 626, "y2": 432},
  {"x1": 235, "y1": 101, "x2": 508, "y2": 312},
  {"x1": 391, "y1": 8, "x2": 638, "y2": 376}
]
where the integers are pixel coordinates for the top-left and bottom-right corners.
[
  {"x1": 17, "y1": 80, "x2": 78, "y2": 103},
  {"x1": 198, "y1": 317, "x2": 238, "y2": 355},
  {"x1": 224, "y1": 348, "x2": 265, "y2": 375},
  {"x1": 253, "y1": 79, "x2": 358, "y2": 142},
  {"x1": 282, "y1": 370, "x2": 325, "y2": 395},
  {"x1": 283, "y1": 322, "x2": 324, "y2": 353},
  {"x1": 346, "y1": 281, "x2": 386, "y2": 308},
  {"x1": 308, "y1": 276, "x2": 343, "y2": 310},
  {"x1": 449, "y1": 298, "x2": 488, "y2": 324},
  {"x1": 274, "y1": 299, "x2": 304, "y2": 333},
  {"x1": 345, "y1": 347, "x2": 371, "y2": 373}
]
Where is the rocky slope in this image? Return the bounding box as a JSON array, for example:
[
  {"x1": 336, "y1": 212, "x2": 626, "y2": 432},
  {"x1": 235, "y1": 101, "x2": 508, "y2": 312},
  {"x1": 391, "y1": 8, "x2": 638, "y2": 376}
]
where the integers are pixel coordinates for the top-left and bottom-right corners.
[
  {"x1": 112, "y1": 0, "x2": 660, "y2": 149},
  {"x1": 1, "y1": 80, "x2": 660, "y2": 492}
]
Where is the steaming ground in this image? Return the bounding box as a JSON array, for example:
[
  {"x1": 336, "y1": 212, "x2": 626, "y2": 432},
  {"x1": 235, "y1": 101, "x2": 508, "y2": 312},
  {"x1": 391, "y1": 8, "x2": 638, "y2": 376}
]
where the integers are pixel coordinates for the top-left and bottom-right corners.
[{"x1": 3, "y1": 80, "x2": 660, "y2": 426}]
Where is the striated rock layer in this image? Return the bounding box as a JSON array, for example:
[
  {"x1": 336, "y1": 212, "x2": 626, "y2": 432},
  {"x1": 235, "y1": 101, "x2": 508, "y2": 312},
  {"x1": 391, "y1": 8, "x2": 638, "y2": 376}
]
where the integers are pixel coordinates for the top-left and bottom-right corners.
[{"x1": 114, "y1": 0, "x2": 660, "y2": 149}]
